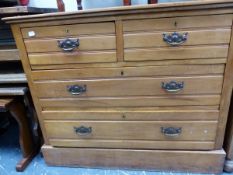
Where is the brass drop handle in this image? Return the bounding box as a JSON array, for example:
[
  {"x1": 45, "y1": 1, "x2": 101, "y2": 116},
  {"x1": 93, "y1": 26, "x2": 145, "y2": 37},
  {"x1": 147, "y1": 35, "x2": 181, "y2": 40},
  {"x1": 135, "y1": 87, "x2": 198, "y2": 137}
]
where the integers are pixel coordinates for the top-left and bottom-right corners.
[
  {"x1": 58, "y1": 38, "x2": 79, "y2": 52},
  {"x1": 161, "y1": 81, "x2": 184, "y2": 93},
  {"x1": 161, "y1": 127, "x2": 182, "y2": 137},
  {"x1": 67, "y1": 85, "x2": 86, "y2": 95},
  {"x1": 163, "y1": 32, "x2": 188, "y2": 46},
  {"x1": 74, "y1": 126, "x2": 92, "y2": 136}
]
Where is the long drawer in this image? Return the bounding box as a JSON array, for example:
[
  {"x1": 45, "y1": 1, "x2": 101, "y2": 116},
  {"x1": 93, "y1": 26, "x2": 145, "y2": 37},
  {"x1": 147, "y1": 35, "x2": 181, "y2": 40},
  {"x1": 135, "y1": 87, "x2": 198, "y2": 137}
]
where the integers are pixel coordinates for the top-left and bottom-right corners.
[
  {"x1": 44, "y1": 120, "x2": 218, "y2": 150},
  {"x1": 35, "y1": 75, "x2": 223, "y2": 98}
]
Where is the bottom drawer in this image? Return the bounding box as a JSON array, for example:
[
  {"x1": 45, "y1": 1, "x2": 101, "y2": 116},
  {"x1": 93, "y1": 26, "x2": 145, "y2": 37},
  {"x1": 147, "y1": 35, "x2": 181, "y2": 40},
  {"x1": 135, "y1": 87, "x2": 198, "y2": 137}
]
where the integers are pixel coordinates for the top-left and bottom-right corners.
[{"x1": 44, "y1": 120, "x2": 218, "y2": 150}]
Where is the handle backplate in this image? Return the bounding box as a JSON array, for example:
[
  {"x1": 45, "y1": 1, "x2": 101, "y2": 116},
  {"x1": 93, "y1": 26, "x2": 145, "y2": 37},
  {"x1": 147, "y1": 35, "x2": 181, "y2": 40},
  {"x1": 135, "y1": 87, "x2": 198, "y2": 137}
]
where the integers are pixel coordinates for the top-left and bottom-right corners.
[
  {"x1": 161, "y1": 127, "x2": 182, "y2": 137},
  {"x1": 163, "y1": 32, "x2": 188, "y2": 46},
  {"x1": 162, "y1": 81, "x2": 184, "y2": 93},
  {"x1": 58, "y1": 38, "x2": 79, "y2": 52},
  {"x1": 74, "y1": 126, "x2": 92, "y2": 136},
  {"x1": 67, "y1": 84, "x2": 86, "y2": 95}
]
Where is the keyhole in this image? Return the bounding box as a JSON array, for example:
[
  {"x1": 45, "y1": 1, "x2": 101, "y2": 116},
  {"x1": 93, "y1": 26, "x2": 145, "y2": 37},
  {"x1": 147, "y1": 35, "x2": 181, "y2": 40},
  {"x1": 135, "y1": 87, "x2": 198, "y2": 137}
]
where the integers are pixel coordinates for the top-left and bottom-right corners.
[
  {"x1": 66, "y1": 29, "x2": 70, "y2": 33},
  {"x1": 121, "y1": 71, "x2": 124, "y2": 76},
  {"x1": 122, "y1": 115, "x2": 126, "y2": 119},
  {"x1": 174, "y1": 21, "x2": 177, "y2": 27}
]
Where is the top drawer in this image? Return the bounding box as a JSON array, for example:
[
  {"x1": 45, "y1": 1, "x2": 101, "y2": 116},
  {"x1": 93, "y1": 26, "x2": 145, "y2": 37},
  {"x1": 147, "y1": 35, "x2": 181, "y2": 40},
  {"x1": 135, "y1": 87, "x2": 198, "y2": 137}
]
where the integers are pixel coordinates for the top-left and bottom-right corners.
[
  {"x1": 22, "y1": 22, "x2": 117, "y2": 66},
  {"x1": 21, "y1": 22, "x2": 115, "y2": 39},
  {"x1": 123, "y1": 14, "x2": 232, "y2": 62}
]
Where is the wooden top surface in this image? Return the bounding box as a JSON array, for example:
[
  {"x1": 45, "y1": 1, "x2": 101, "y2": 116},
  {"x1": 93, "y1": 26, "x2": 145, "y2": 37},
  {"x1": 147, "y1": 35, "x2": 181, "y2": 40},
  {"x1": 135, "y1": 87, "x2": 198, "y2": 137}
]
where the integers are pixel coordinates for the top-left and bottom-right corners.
[
  {"x1": 0, "y1": 6, "x2": 57, "y2": 15},
  {"x1": 3, "y1": 0, "x2": 233, "y2": 23}
]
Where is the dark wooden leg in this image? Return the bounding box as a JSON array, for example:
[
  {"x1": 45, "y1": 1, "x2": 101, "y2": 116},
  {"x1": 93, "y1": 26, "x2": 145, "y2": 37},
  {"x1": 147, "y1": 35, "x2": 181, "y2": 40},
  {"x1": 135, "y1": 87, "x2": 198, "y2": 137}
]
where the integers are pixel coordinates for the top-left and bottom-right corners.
[
  {"x1": 24, "y1": 91, "x2": 42, "y2": 145},
  {"x1": 57, "y1": 0, "x2": 65, "y2": 12},
  {"x1": 76, "y1": 0, "x2": 82, "y2": 10},
  {"x1": 148, "y1": 0, "x2": 158, "y2": 4},
  {"x1": 124, "y1": 0, "x2": 131, "y2": 6},
  {"x1": 8, "y1": 100, "x2": 37, "y2": 172}
]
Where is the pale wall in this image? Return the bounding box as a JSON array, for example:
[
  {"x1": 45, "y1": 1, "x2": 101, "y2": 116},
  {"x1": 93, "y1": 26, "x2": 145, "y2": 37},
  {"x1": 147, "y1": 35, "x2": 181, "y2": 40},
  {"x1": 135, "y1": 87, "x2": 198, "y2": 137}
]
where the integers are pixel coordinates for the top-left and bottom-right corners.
[{"x1": 28, "y1": 0, "x2": 190, "y2": 11}]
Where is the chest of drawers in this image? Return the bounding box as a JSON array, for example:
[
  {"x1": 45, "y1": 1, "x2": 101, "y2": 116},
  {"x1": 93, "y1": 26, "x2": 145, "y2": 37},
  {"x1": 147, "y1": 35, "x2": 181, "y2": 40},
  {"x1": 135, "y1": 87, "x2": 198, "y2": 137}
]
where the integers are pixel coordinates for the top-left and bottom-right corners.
[{"x1": 4, "y1": 0, "x2": 233, "y2": 173}]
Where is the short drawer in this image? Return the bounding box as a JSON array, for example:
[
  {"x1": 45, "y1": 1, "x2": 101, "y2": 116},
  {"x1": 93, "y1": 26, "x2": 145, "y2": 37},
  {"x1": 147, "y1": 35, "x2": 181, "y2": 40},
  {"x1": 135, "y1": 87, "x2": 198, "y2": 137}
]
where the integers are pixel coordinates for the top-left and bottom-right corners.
[
  {"x1": 123, "y1": 14, "x2": 233, "y2": 32},
  {"x1": 123, "y1": 15, "x2": 231, "y2": 62},
  {"x1": 35, "y1": 75, "x2": 223, "y2": 98},
  {"x1": 44, "y1": 120, "x2": 218, "y2": 150},
  {"x1": 21, "y1": 22, "x2": 115, "y2": 39}
]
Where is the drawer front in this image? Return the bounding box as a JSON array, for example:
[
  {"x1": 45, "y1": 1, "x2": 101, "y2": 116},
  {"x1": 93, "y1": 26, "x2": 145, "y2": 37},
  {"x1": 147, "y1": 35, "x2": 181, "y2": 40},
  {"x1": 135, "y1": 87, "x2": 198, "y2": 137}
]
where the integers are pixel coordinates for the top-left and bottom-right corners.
[
  {"x1": 31, "y1": 65, "x2": 225, "y2": 81},
  {"x1": 42, "y1": 110, "x2": 219, "y2": 121},
  {"x1": 25, "y1": 35, "x2": 116, "y2": 53},
  {"x1": 31, "y1": 64, "x2": 225, "y2": 81},
  {"x1": 35, "y1": 75, "x2": 223, "y2": 98},
  {"x1": 124, "y1": 45, "x2": 228, "y2": 62},
  {"x1": 123, "y1": 15, "x2": 231, "y2": 62},
  {"x1": 44, "y1": 120, "x2": 217, "y2": 150},
  {"x1": 124, "y1": 29, "x2": 231, "y2": 48},
  {"x1": 40, "y1": 95, "x2": 221, "y2": 108},
  {"x1": 21, "y1": 22, "x2": 115, "y2": 39},
  {"x1": 123, "y1": 14, "x2": 233, "y2": 32},
  {"x1": 28, "y1": 51, "x2": 116, "y2": 65}
]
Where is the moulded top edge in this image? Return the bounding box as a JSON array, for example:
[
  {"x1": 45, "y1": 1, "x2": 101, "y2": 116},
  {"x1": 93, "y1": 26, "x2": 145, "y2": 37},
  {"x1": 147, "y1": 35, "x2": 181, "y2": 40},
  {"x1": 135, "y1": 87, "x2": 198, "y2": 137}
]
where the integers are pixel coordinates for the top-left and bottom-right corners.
[{"x1": 2, "y1": 0, "x2": 233, "y2": 24}]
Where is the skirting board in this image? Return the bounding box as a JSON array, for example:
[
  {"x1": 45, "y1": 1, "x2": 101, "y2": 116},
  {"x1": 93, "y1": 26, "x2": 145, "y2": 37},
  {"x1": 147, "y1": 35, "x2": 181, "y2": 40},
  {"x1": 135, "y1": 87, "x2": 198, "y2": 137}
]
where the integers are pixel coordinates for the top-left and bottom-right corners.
[{"x1": 42, "y1": 145, "x2": 226, "y2": 173}]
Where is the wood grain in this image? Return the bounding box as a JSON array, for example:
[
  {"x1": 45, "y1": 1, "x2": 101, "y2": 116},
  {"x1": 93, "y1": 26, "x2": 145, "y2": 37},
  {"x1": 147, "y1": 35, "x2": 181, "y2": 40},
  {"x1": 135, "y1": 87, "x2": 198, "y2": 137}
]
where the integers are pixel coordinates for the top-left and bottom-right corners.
[
  {"x1": 48, "y1": 139, "x2": 215, "y2": 150},
  {"x1": 25, "y1": 35, "x2": 116, "y2": 53},
  {"x1": 125, "y1": 45, "x2": 228, "y2": 61},
  {"x1": 42, "y1": 146, "x2": 226, "y2": 174},
  {"x1": 7, "y1": 1, "x2": 233, "y2": 172},
  {"x1": 3, "y1": 1, "x2": 233, "y2": 25},
  {"x1": 124, "y1": 29, "x2": 231, "y2": 48},
  {"x1": 31, "y1": 64, "x2": 225, "y2": 80},
  {"x1": 115, "y1": 20, "x2": 124, "y2": 62},
  {"x1": 28, "y1": 51, "x2": 117, "y2": 65},
  {"x1": 123, "y1": 14, "x2": 233, "y2": 32},
  {"x1": 43, "y1": 106, "x2": 220, "y2": 112},
  {"x1": 39, "y1": 95, "x2": 221, "y2": 108},
  {"x1": 44, "y1": 120, "x2": 217, "y2": 141},
  {"x1": 35, "y1": 75, "x2": 223, "y2": 98},
  {"x1": 215, "y1": 21, "x2": 233, "y2": 149},
  {"x1": 42, "y1": 109, "x2": 219, "y2": 121},
  {"x1": 21, "y1": 22, "x2": 115, "y2": 39},
  {"x1": 31, "y1": 58, "x2": 227, "y2": 70}
]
